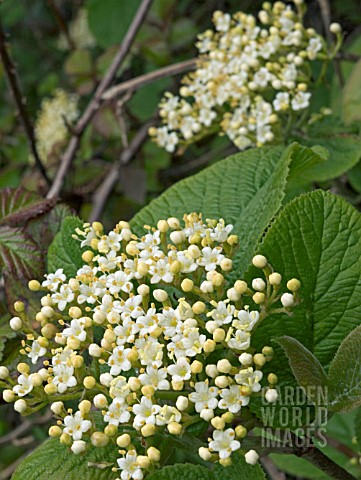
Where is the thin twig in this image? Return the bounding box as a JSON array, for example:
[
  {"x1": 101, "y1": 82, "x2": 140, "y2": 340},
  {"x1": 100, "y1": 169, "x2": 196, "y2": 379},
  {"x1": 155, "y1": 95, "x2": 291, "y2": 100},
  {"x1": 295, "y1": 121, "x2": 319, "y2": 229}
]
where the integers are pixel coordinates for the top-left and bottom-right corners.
[
  {"x1": 299, "y1": 446, "x2": 356, "y2": 480},
  {"x1": 46, "y1": 0, "x2": 75, "y2": 50},
  {"x1": 261, "y1": 457, "x2": 287, "y2": 480},
  {"x1": 102, "y1": 58, "x2": 197, "y2": 101},
  {"x1": 89, "y1": 119, "x2": 155, "y2": 222},
  {"x1": 0, "y1": 18, "x2": 50, "y2": 185},
  {"x1": 46, "y1": 0, "x2": 153, "y2": 199},
  {"x1": 0, "y1": 410, "x2": 52, "y2": 446},
  {"x1": 336, "y1": 51, "x2": 361, "y2": 62}
]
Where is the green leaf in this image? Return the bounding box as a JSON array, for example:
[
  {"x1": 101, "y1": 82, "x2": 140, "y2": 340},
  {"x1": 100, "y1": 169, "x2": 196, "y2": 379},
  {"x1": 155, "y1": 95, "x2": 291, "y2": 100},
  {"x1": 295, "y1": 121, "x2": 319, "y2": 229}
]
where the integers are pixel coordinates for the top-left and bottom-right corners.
[
  {"x1": 0, "y1": 315, "x2": 16, "y2": 363},
  {"x1": 147, "y1": 463, "x2": 211, "y2": 480},
  {"x1": 269, "y1": 453, "x2": 331, "y2": 480},
  {"x1": 11, "y1": 438, "x2": 118, "y2": 480},
  {"x1": 86, "y1": 0, "x2": 141, "y2": 48},
  {"x1": 132, "y1": 144, "x2": 302, "y2": 278},
  {"x1": 327, "y1": 325, "x2": 361, "y2": 412},
  {"x1": 47, "y1": 216, "x2": 85, "y2": 277},
  {"x1": 0, "y1": 187, "x2": 55, "y2": 227},
  {"x1": 296, "y1": 118, "x2": 361, "y2": 181},
  {"x1": 0, "y1": 226, "x2": 43, "y2": 278},
  {"x1": 354, "y1": 407, "x2": 361, "y2": 450},
  {"x1": 212, "y1": 452, "x2": 266, "y2": 480},
  {"x1": 342, "y1": 59, "x2": 361, "y2": 125},
  {"x1": 274, "y1": 336, "x2": 327, "y2": 405}
]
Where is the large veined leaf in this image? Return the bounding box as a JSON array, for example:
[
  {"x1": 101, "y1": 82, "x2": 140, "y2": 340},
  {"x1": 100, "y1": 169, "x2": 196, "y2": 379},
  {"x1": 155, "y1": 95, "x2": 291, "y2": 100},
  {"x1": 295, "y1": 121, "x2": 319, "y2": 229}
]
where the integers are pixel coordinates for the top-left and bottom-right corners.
[
  {"x1": 251, "y1": 189, "x2": 361, "y2": 372},
  {"x1": 11, "y1": 438, "x2": 118, "y2": 480},
  {"x1": 0, "y1": 187, "x2": 55, "y2": 227},
  {"x1": 0, "y1": 226, "x2": 43, "y2": 278},
  {"x1": 132, "y1": 144, "x2": 322, "y2": 279},
  {"x1": 47, "y1": 216, "x2": 86, "y2": 277},
  {"x1": 327, "y1": 325, "x2": 361, "y2": 412},
  {"x1": 342, "y1": 59, "x2": 361, "y2": 125}
]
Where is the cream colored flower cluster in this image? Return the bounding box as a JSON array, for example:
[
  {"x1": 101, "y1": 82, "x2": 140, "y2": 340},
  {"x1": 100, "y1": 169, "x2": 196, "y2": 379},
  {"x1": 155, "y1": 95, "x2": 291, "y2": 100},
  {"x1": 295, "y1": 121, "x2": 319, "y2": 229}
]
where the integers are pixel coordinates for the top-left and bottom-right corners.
[
  {"x1": 57, "y1": 8, "x2": 96, "y2": 51},
  {"x1": 150, "y1": 0, "x2": 337, "y2": 153},
  {"x1": 34, "y1": 89, "x2": 79, "y2": 164},
  {"x1": 0, "y1": 214, "x2": 301, "y2": 479}
]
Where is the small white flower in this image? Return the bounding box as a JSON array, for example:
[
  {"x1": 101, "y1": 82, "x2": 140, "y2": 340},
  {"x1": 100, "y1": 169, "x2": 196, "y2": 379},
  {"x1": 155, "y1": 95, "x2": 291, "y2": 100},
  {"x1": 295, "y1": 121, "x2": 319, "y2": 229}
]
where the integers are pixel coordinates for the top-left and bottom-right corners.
[
  {"x1": 218, "y1": 385, "x2": 250, "y2": 413},
  {"x1": 167, "y1": 358, "x2": 191, "y2": 382},
  {"x1": 291, "y1": 91, "x2": 311, "y2": 111},
  {"x1": 117, "y1": 451, "x2": 144, "y2": 480},
  {"x1": 209, "y1": 428, "x2": 240, "y2": 459},
  {"x1": 63, "y1": 411, "x2": 91, "y2": 440},
  {"x1": 104, "y1": 397, "x2": 131, "y2": 426},
  {"x1": 13, "y1": 374, "x2": 33, "y2": 397},
  {"x1": 139, "y1": 366, "x2": 170, "y2": 390},
  {"x1": 198, "y1": 247, "x2": 225, "y2": 271},
  {"x1": 189, "y1": 381, "x2": 219, "y2": 412},
  {"x1": 42, "y1": 268, "x2": 66, "y2": 291},
  {"x1": 132, "y1": 397, "x2": 161, "y2": 429},
  {"x1": 28, "y1": 340, "x2": 47, "y2": 364},
  {"x1": 62, "y1": 318, "x2": 87, "y2": 342}
]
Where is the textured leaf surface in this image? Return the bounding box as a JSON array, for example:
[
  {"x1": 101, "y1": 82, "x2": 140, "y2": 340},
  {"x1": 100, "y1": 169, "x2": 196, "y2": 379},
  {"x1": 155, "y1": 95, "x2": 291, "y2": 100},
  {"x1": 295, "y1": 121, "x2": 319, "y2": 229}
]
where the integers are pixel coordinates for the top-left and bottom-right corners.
[
  {"x1": 147, "y1": 463, "x2": 211, "y2": 480},
  {"x1": 11, "y1": 438, "x2": 118, "y2": 480},
  {"x1": 327, "y1": 325, "x2": 361, "y2": 412},
  {"x1": 0, "y1": 315, "x2": 16, "y2": 362},
  {"x1": 342, "y1": 59, "x2": 361, "y2": 125},
  {"x1": 132, "y1": 145, "x2": 306, "y2": 278},
  {"x1": 0, "y1": 187, "x2": 55, "y2": 227},
  {"x1": 47, "y1": 216, "x2": 85, "y2": 277},
  {"x1": 354, "y1": 408, "x2": 361, "y2": 450},
  {"x1": 0, "y1": 226, "x2": 43, "y2": 278},
  {"x1": 275, "y1": 336, "x2": 327, "y2": 405}
]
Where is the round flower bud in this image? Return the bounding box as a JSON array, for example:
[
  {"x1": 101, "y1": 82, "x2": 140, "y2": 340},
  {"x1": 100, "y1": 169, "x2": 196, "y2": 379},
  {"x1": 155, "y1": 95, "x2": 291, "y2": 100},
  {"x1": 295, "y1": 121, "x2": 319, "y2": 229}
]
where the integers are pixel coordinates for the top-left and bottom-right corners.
[
  {"x1": 69, "y1": 306, "x2": 82, "y2": 319},
  {"x1": 41, "y1": 306, "x2": 54, "y2": 319},
  {"x1": 104, "y1": 424, "x2": 118, "y2": 437},
  {"x1": 121, "y1": 228, "x2": 132, "y2": 241},
  {"x1": 181, "y1": 278, "x2": 194, "y2": 292},
  {"x1": 252, "y1": 255, "x2": 268, "y2": 269},
  {"x1": 211, "y1": 416, "x2": 225, "y2": 430},
  {"x1": 71, "y1": 355, "x2": 84, "y2": 369},
  {"x1": 71, "y1": 440, "x2": 87, "y2": 455},
  {"x1": 330, "y1": 22, "x2": 341, "y2": 34},
  {"x1": 265, "y1": 388, "x2": 279, "y2": 403},
  {"x1": 227, "y1": 234, "x2": 238, "y2": 246},
  {"x1": 176, "y1": 396, "x2": 189, "y2": 411},
  {"x1": 126, "y1": 242, "x2": 139, "y2": 256},
  {"x1": 0, "y1": 366, "x2": 9, "y2": 379},
  {"x1": 153, "y1": 289, "x2": 168, "y2": 302},
  {"x1": 89, "y1": 343, "x2": 103, "y2": 357},
  {"x1": 117, "y1": 433, "x2": 131, "y2": 448},
  {"x1": 268, "y1": 373, "x2": 278, "y2": 385},
  {"x1": 141, "y1": 424, "x2": 155, "y2": 437},
  {"x1": 79, "y1": 400, "x2": 92, "y2": 414},
  {"x1": 3, "y1": 389, "x2": 15, "y2": 402},
  {"x1": 100, "y1": 372, "x2": 113, "y2": 387},
  {"x1": 14, "y1": 301, "x2": 25, "y2": 312},
  {"x1": 137, "y1": 284, "x2": 150, "y2": 297},
  {"x1": 281, "y1": 293, "x2": 294, "y2": 307},
  {"x1": 227, "y1": 288, "x2": 241, "y2": 302},
  {"x1": 287, "y1": 278, "x2": 301, "y2": 292},
  {"x1": 92, "y1": 221, "x2": 103, "y2": 233},
  {"x1": 234, "y1": 280, "x2": 247, "y2": 294},
  {"x1": 93, "y1": 310, "x2": 106, "y2": 325},
  {"x1": 137, "y1": 262, "x2": 149, "y2": 277},
  {"x1": 38, "y1": 368, "x2": 49, "y2": 381},
  {"x1": 137, "y1": 455, "x2": 151, "y2": 469},
  {"x1": 252, "y1": 278, "x2": 266, "y2": 291},
  {"x1": 167, "y1": 217, "x2": 180, "y2": 229},
  {"x1": 206, "y1": 321, "x2": 218, "y2": 334},
  {"x1": 141, "y1": 385, "x2": 155, "y2": 397},
  {"x1": 41, "y1": 323, "x2": 57, "y2": 339},
  {"x1": 253, "y1": 292, "x2": 265, "y2": 304},
  {"x1": 203, "y1": 339, "x2": 216, "y2": 353},
  {"x1": 269, "y1": 272, "x2": 282, "y2": 285},
  {"x1": 217, "y1": 359, "x2": 232, "y2": 374},
  {"x1": 205, "y1": 364, "x2": 218, "y2": 378},
  {"x1": 253, "y1": 353, "x2": 266, "y2": 367},
  {"x1": 200, "y1": 280, "x2": 213, "y2": 293},
  {"x1": 147, "y1": 446, "x2": 161, "y2": 463},
  {"x1": 104, "y1": 329, "x2": 116, "y2": 344},
  {"x1": 171, "y1": 380, "x2": 184, "y2": 391},
  {"x1": 91, "y1": 432, "x2": 109, "y2": 447},
  {"x1": 168, "y1": 422, "x2": 182, "y2": 435},
  {"x1": 213, "y1": 328, "x2": 226, "y2": 343},
  {"x1": 128, "y1": 376, "x2": 141, "y2": 391},
  {"x1": 50, "y1": 401, "x2": 64, "y2": 415},
  {"x1": 93, "y1": 394, "x2": 108, "y2": 409},
  {"x1": 83, "y1": 376, "x2": 96, "y2": 390},
  {"x1": 67, "y1": 337, "x2": 80, "y2": 350},
  {"x1": 239, "y1": 353, "x2": 253, "y2": 366},
  {"x1": 262, "y1": 346, "x2": 274, "y2": 359},
  {"x1": 49, "y1": 425, "x2": 62, "y2": 437},
  {"x1": 170, "y1": 231, "x2": 186, "y2": 245},
  {"x1": 14, "y1": 399, "x2": 27, "y2": 413},
  {"x1": 198, "y1": 447, "x2": 212, "y2": 461},
  {"x1": 188, "y1": 245, "x2": 201, "y2": 258},
  {"x1": 219, "y1": 458, "x2": 232, "y2": 467},
  {"x1": 10, "y1": 316, "x2": 22, "y2": 331},
  {"x1": 245, "y1": 449, "x2": 259, "y2": 465},
  {"x1": 28, "y1": 279, "x2": 40, "y2": 291},
  {"x1": 235, "y1": 425, "x2": 247, "y2": 439},
  {"x1": 169, "y1": 260, "x2": 181, "y2": 274},
  {"x1": 191, "y1": 360, "x2": 203, "y2": 374},
  {"x1": 222, "y1": 412, "x2": 234, "y2": 424},
  {"x1": 17, "y1": 363, "x2": 30, "y2": 374},
  {"x1": 220, "y1": 258, "x2": 233, "y2": 272},
  {"x1": 192, "y1": 301, "x2": 206, "y2": 314},
  {"x1": 199, "y1": 407, "x2": 214, "y2": 421},
  {"x1": 44, "y1": 383, "x2": 57, "y2": 395},
  {"x1": 212, "y1": 273, "x2": 224, "y2": 287},
  {"x1": 215, "y1": 375, "x2": 229, "y2": 388},
  {"x1": 30, "y1": 373, "x2": 43, "y2": 387},
  {"x1": 157, "y1": 220, "x2": 169, "y2": 233},
  {"x1": 60, "y1": 433, "x2": 72, "y2": 446},
  {"x1": 68, "y1": 278, "x2": 80, "y2": 291}
]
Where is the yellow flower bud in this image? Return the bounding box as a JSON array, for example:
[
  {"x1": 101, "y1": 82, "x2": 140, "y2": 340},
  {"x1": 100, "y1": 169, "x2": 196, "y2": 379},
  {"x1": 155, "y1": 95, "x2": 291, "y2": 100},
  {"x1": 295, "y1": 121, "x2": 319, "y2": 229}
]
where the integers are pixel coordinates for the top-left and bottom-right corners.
[
  {"x1": 137, "y1": 456, "x2": 151, "y2": 469},
  {"x1": 60, "y1": 433, "x2": 72, "y2": 445},
  {"x1": 269, "y1": 272, "x2": 282, "y2": 285},
  {"x1": 82, "y1": 251, "x2": 94, "y2": 263},
  {"x1": 213, "y1": 328, "x2": 225, "y2": 343},
  {"x1": 49, "y1": 425, "x2": 62, "y2": 437},
  {"x1": 181, "y1": 278, "x2": 194, "y2": 292},
  {"x1": 79, "y1": 399, "x2": 92, "y2": 413},
  {"x1": 141, "y1": 424, "x2": 156, "y2": 437},
  {"x1": 191, "y1": 360, "x2": 203, "y2": 374},
  {"x1": 17, "y1": 363, "x2": 30, "y2": 374},
  {"x1": 44, "y1": 383, "x2": 57, "y2": 395},
  {"x1": 253, "y1": 292, "x2": 265, "y2": 304},
  {"x1": 83, "y1": 376, "x2": 96, "y2": 389},
  {"x1": 157, "y1": 220, "x2": 169, "y2": 233},
  {"x1": 147, "y1": 446, "x2": 161, "y2": 463},
  {"x1": 141, "y1": 385, "x2": 155, "y2": 397},
  {"x1": 167, "y1": 422, "x2": 182, "y2": 435},
  {"x1": 235, "y1": 425, "x2": 248, "y2": 438},
  {"x1": 28, "y1": 279, "x2": 41, "y2": 291},
  {"x1": 91, "y1": 432, "x2": 109, "y2": 447},
  {"x1": 287, "y1": 278, "x2": 301, "y2": 292},
  {"x1": 234, "y1": 280, "x2": 247, "y2": 294},
  {"x1": 211, "y1": 416, "x2": 225, "y2": 430},
  {"x1": 253, "y1": 353, "x2": 266, "y2": 367},
  {"x1": 14, "y1": 301, "x2": 25, "y2": 313},
  {"x1": 117, "y1": 433, "x2": 131, "y2": 447}
]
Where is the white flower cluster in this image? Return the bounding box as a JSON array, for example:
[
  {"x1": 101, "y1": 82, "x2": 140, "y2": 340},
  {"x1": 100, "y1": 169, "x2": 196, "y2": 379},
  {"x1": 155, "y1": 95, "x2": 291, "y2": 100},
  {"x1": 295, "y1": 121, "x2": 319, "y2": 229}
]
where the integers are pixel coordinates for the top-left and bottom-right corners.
[
  {"x1": 57, "y1": 8, "x2": 96, "y2": 50},
  {"x1": 0, "y1": 214, "x2": 301, "y2": 479},
  {"x1": 150, "y1": 0, "x2": 336, "y2": 153},
  {"x1": 34, "y1": 89, "x2": 79, "y2": 164}
]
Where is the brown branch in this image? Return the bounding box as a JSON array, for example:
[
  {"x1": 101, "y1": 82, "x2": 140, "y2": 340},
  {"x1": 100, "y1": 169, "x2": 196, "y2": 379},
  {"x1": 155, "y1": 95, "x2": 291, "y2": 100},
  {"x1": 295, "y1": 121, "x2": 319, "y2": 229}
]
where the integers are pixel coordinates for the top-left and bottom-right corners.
[
  {"x1": 0, "y1": 18, "x2": 50, "y2": 185},
  {"x1": 261, "y1": 457, "x2": 287, "y2": 480},
  {"x1": 336, "y1": 52, "x2": 361, "y2": 62},
  {"x1": 46, "y1": 0, "x2": 153, "y2": 199},
  {"x1": 46, "y1": 0, "x2": 75, "y2": 50},
  {"x1": 299, "y1": 446, "x2": 356, "y2": 480},
  {"x1": 89, "y1": 119, "x2": 155, "y2": 222},
  {"x1": 102, "y1": 58, "x2": 197, "y2": 101}
]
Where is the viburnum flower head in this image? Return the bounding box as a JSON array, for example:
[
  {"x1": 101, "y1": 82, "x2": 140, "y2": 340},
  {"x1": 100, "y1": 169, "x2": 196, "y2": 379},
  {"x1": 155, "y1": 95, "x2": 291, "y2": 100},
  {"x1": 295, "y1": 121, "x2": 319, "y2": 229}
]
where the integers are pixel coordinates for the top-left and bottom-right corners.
[
  {"x1": 1, "y1": 212, "x2": 300, "y2": 477},
  {"x1": 150, "y1": 1, "x2": 334, "y2": 153}
]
